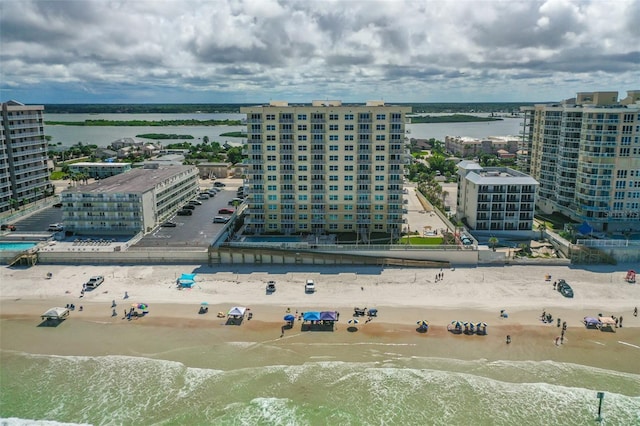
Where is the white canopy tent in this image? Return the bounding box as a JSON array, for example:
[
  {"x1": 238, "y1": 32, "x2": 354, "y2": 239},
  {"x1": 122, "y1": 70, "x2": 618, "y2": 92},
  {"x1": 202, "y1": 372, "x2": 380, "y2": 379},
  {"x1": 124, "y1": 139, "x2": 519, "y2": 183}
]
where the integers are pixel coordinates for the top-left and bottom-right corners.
[
  {"x1": 228, "y1": 307, "x2": 246, "y2": 317},
  {"x1": 41, "y1": 307, "x2": 70, "y2": 320}
]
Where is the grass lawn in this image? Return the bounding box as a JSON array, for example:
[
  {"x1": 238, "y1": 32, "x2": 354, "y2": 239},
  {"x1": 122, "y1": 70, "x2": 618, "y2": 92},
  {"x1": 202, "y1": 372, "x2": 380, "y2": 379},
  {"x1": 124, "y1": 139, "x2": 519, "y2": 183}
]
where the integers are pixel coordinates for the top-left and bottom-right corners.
[
  {"x1": 50, "y1": 171, "x2": 66, "y2": 180},
  {"x1": 399, "y1": 236, "x2": 444, "y2": 245}
]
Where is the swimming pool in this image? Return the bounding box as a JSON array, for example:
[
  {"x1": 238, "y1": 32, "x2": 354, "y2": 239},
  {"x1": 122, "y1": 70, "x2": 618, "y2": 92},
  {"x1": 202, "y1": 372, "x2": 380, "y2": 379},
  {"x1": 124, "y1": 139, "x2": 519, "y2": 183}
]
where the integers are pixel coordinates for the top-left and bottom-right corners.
[
  {"x1": 0, "y1": 242, "x2": 37, "y2": 251},
  {"x1": 242, "y1": 236, "x2": 305, "y2": 243}
]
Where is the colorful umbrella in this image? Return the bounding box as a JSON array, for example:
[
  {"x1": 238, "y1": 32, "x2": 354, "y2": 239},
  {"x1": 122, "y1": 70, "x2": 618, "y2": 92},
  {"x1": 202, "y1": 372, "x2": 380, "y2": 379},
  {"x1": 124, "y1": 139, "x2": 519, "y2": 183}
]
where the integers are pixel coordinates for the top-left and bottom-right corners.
[
  {"x1": 348, "y1": 319, "x2": 359, "y2": 325},
  {"x1": 416, "y1": 320, "x2": 429, "y2": 328},
  {"x1": 201, "y1": 302, "x2": 209, "y2": 306},
  {"x1": 284, "y1": 314, "x2": 295, "y2": 321}
]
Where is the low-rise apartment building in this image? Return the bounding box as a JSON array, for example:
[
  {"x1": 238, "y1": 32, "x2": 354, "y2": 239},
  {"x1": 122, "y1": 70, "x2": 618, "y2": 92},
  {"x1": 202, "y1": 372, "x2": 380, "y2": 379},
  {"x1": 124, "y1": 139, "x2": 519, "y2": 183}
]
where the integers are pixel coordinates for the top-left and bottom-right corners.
[
  {"x1": 456, "y1": 161, "x2": 538, "y2": 233},
  {"x1": 68, "y1": 162, "x2": 132, "y2": 179},
  {"x1": 445, "y1": 136, "x2": 519, "y2": 157},
  {"x1": 60, "y1": 165, "x2": 198, "y2": 235}
]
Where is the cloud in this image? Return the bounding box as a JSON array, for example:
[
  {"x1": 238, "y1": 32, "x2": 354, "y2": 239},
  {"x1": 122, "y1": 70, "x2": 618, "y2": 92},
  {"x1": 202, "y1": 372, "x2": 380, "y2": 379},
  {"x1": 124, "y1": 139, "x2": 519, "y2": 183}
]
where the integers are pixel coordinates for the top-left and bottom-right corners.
[{"x1": 0, "y1": 0, "x2": 638, "y2": 103}]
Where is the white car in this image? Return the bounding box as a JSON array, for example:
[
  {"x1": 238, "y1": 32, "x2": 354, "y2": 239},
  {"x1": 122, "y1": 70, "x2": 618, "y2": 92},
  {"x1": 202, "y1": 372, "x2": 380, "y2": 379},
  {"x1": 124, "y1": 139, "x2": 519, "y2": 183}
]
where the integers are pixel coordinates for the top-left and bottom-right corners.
[
  {"x1": 48, "y1": 223, "x2": 64, "y2": 232},
  {"x1": 85, "y1": 275, "x2": 104, "y2": 289},
  {"x1": 305, "y1": 279, "x2": 315, "y2": 293}
]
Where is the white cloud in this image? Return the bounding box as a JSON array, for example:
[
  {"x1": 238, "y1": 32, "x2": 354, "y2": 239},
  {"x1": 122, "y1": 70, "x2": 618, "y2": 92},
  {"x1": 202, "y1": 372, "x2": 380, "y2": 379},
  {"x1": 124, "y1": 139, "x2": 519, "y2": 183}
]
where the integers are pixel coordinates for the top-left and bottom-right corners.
[{"x1": 0, "y1": 0, "x2": 638, "y2": 103}]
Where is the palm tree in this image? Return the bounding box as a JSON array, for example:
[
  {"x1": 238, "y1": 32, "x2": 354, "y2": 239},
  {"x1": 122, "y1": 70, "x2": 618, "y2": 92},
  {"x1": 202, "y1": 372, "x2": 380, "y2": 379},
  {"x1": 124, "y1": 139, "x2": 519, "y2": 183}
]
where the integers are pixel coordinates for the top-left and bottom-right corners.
[
  {"x1": 537, "y1": 222, "x2": 547, "y2": 241},
  {"x1": 488, "y1": 236, "x2": 499, "y2": 251}
]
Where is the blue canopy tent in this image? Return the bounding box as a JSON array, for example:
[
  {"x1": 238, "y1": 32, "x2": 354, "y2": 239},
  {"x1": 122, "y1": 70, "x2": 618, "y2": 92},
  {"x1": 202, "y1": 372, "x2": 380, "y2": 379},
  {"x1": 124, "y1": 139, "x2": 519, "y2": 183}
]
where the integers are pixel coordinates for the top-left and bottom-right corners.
[
  {"x1": 578, "y1": 222, "x2": 593, "y2": 235},
  {"x1": 177, "y1": 273, "x2": 196, "y2": 288},
  {"x1": 303, "y1": 311, "x2": 321, "y2": 322}
]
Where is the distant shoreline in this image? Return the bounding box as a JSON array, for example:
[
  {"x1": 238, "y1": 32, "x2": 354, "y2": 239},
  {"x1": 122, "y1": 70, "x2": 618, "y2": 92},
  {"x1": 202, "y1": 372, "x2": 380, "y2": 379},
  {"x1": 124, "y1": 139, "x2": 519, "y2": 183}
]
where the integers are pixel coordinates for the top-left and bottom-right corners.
[
  {"x1": 45, "y1": 119, "x2": 242, "y2": 127},
  {"x1": 408, "y1": 114, "x2": 503, "y2": 123}
]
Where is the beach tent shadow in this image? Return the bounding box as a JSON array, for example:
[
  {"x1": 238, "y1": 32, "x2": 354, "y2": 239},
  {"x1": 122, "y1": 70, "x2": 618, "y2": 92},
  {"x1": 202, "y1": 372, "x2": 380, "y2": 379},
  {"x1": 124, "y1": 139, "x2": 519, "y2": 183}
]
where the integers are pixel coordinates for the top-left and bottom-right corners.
[
  {"x1": 37, "y1": 319, "x2": 66, "y2": 327},
  {"x1": 415, "y1": 327, "x2": 428, "y2": 334},
  {"x1": 347, "y1": 326, "x2": 359, "y2": 333},
  {"x1": 301, "y1": 323, "x2": 335, "y2": 332},
  {"x1": 225, "y1": 317, "x2": 244, "y2": 326}
]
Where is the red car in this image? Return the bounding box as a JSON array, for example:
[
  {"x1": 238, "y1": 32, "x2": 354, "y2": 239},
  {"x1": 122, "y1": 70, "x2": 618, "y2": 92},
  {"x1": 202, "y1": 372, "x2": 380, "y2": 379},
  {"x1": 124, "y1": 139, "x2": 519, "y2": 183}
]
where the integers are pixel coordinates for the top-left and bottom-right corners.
[{"x1": 217, "y1": 208, "x2": 235, "y2": 214}]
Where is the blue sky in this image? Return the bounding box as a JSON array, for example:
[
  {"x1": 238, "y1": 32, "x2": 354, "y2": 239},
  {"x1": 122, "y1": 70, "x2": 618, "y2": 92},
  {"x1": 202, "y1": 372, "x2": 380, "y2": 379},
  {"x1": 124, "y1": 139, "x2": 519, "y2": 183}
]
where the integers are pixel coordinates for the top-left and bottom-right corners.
[{"x1": 1, "y1": 0, "x2": 638, "y2": 104}]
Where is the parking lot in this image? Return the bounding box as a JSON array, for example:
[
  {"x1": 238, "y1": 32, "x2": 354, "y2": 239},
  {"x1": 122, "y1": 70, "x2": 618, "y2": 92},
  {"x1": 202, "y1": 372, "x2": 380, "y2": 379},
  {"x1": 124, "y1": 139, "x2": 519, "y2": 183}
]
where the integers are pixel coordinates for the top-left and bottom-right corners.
[
  {"x1": 134, "y1": 178, "x2": 245, "y2": 247},
  {"x1": 10, "y1": 205, "x2": 64, "y2": 234}
]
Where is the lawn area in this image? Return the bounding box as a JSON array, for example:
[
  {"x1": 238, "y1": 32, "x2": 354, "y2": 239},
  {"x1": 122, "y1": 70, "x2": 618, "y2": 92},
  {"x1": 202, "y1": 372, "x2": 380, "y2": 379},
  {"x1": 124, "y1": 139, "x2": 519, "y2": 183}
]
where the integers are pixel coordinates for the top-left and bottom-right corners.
[
  {"x1": 535, "y1": 211, "x2": 577, "y2": 230},
  {"x1": 50, "y1": 171, "x2": 66, "y2": 180},
  {"x1": 399, "y1": 236, "x2": 444, "y2": 245}
]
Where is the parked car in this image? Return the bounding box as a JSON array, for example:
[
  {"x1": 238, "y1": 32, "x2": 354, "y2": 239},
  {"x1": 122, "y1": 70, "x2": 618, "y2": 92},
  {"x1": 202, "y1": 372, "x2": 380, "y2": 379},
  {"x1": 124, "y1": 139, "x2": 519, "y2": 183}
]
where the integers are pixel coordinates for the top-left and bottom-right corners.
[
  {"x1": 213, "y1": 182, "x2": 226, "y2": 187},
  {"x1": 197, "y1": 194, "x2": 210, "y2": 200},
  {"x1": 305, "y1": 279, "x2": 315, "y2": 293},
  {"x1": 182, "y1": 204, "x2": 195, "y2": 210},
  {"x1": 177, "y1": 209, "x2": 193, "y2": 216},
  {"x1": 213, "y1": 216, "x2": 230, "y2": 223},
  {"x1": 218, "y1": 208, "x2": 234, "y2": 214},
  {"x1": 161, "y1": 221, "x2": 177, "y2": 227},
  {"x1": 205, "y1": 190, "x2": 218, "y2": 196},
  {"x1": 1, "y1": 224, "x2": 17, "y2": 231},
  {"x1": 53, "y1": 202, "x2": 63, "y2": 208},
  {"x1": 188, "y1": 200, "x2": 202, "y2": 205},
  {"x1": 47, "y1": 223, "x2": 64, "y2": 232},
  {"x1": 85, "y1": 275, "x2": 104, "y2": 290},
  {"x1": 266, "y1": 281, "x2": 276, "y2": 293},
  {"x1": 557, "y1": 279, "x2": 574, "y2": 298}
]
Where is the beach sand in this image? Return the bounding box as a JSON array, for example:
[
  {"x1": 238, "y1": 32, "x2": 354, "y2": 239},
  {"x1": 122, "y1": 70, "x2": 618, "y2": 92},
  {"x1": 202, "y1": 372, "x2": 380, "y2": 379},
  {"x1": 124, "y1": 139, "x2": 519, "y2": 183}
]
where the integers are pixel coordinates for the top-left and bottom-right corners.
[{"x1": 2, "y1": 263, "x2": 639, "y2": 374}]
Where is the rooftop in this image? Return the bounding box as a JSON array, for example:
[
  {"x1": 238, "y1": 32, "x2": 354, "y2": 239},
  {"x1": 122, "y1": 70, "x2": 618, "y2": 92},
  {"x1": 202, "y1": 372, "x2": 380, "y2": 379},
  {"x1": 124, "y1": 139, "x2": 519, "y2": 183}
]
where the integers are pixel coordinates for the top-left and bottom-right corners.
[{"x1": 62, "y1": 166, "x2": 195, "y2": 194}]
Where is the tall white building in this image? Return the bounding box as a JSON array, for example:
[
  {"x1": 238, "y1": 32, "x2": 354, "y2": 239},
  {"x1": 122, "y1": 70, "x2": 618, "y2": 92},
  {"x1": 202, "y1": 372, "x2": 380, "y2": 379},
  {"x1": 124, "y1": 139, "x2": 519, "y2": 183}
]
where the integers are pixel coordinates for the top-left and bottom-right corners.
[
  {"x1": 457, "y1": 161, "x2": 538, "y2": 232},
  {"x1": 60, "y1": 166, "x2": 198, "y2": 235},
  {"x1": 1, "y1": 101, "x2": 51, "y2": 213},
  {"x1": 240, "y1": 101, "x2": 411, "y2": 237},
  {"x1": 520, "y1": 90, "x2": 640, "y2": 232}
]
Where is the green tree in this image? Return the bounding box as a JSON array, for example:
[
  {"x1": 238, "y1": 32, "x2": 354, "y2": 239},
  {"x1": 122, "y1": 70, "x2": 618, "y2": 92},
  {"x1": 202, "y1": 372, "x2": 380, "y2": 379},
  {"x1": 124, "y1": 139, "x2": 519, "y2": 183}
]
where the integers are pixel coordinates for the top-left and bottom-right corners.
[
  {"x1": 537, "y1": 222, "x2": 547, "y2": 241},
  {"x1": 226, "y1": 146, "x2": 244, "y2": 164},
  {"x1": 488, "y1": 236, "x2": 499, "y2": 251}
]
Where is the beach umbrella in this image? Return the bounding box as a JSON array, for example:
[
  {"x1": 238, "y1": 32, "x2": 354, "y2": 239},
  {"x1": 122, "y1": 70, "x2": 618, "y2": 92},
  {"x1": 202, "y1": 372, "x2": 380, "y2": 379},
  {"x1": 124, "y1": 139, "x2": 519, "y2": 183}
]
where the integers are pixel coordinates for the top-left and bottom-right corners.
[
  {"x1": 416, "y1": 320, "x2": 429, "y2": 328},
  {"x1": 348, "y1": 319, "x2": 359, "y2": 325},
  {"x1": 284, "y1": 314, "x2": 295, "y2": 322},
  {"x1": 201, "y1": 302, "x2": 209, "y2": 306}
]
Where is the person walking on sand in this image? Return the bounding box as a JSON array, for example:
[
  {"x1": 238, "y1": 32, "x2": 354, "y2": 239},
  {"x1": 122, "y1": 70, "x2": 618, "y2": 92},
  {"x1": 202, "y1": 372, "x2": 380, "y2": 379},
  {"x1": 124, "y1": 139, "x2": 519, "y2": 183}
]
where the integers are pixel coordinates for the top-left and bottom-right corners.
[
  {"x1": 634, "y1": 307, "x2": 638, "y2": 317},
  {"x1": 619, "y1": 316, "x2": 623, "y2": 327}
]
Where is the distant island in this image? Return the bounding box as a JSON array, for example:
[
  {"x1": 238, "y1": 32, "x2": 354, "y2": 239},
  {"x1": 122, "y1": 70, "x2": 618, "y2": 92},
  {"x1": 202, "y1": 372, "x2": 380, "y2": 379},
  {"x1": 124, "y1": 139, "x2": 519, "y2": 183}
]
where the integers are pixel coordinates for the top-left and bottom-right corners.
[
  {"x1": 136, "y1": 133, "x2": 194, "y2": 140},
  {"x1": 219, "y1": 131, "x2": 247, "y2": 138},
  {"x1": 44, "y1": 119, "x2": 242, "y2": 126},
  {"x1": 43, "y1": 102, "x2": 536, "y2": 115},
  {"x1": 407, "y1": 114, "x2": 503, "y2": 123}
]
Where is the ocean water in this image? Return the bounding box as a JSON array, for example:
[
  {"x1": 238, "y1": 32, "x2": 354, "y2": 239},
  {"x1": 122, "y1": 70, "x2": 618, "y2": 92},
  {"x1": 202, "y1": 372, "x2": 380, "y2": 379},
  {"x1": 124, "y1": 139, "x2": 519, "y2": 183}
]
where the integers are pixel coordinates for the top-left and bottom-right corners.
[{"x1": 2, "y1": 349, "x2": 639, "y2": 426}]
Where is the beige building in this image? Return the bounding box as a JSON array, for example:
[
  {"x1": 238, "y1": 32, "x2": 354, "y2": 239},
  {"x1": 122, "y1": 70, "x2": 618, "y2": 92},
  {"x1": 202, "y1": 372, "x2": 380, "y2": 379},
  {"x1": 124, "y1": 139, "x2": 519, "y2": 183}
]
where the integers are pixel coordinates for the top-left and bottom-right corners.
[
  {"x1": 1, "y1": 101, "x2": 52, "y2": 213},
  {"x1": 456, "y1": 161, "x2": 538, "y2": 232},
  {"x1": 445, "y1": 135, "x2": 519, "y2": 157},
  {"x1": 520, "y1": 90, "x2": 640, "y2": 232},
  {"x1": 60, "y1": 166, "x2": 198, "y2": 235},
  {"x1": 240, "y1": 101, "x2": 411, "y2": 237}
]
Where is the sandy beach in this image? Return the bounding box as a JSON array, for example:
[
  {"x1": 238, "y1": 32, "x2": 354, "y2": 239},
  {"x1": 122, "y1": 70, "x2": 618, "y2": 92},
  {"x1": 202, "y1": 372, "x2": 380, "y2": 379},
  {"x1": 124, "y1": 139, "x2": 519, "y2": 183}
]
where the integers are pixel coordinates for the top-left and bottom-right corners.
[
  {"x1": 2, "y1": 263, "x2": 639, "y2": 371},
  {"x1": 2, "y1": 263, "x2": 640, "y2": 425}
]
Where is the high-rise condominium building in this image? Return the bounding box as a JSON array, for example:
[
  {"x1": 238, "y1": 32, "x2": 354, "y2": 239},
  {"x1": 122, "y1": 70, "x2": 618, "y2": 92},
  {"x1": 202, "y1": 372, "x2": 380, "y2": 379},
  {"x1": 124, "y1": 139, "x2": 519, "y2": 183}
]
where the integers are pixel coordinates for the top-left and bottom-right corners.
[
  {"x1": 520, "y1": 90, "x2": 640, "y2": 232},
  {"x1": 1, "y1": 100, "x2": 51, "y2": 213},
  {"x1": 240, "y1": 101, "x2": 411, "y2": 237}
]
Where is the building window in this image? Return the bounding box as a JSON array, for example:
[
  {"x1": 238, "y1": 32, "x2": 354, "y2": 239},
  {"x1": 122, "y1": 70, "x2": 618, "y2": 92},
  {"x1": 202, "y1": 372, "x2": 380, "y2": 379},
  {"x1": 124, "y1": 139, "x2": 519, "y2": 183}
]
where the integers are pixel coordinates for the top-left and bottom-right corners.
[{"x1": 345, "y1": 114, "x2": 354, "y2": 120}]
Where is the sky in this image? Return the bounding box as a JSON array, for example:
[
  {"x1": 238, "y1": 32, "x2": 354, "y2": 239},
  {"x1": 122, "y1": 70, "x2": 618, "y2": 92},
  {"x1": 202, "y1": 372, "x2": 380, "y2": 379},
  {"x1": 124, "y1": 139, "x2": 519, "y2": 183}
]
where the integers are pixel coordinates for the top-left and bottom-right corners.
[{"x1": 1, "y1": 0, "x2": 638, "y2": 104}]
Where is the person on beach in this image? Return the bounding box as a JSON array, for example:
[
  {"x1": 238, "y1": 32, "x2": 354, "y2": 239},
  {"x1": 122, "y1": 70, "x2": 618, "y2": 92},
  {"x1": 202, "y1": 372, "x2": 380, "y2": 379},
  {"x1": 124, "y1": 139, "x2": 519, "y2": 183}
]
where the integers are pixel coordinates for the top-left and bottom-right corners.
[
  {"x1": 619, "y1": 316, "x2": 623, "y2": 327},
  {"x1": 555, "y1": 336, "x2": 560, "y2": 346},
  {"x1": 553, "y1": 281, "x2": 557, "y2": 290},
  {"x1": 506, "y1": 335, "x2": 511, "y2": 344},
  {"x1": 124, "y1": 291, "x2": 129, "y2": 299},
  {"x1": 634, "y1": 307, "x2": 638, "y2": 317}
]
